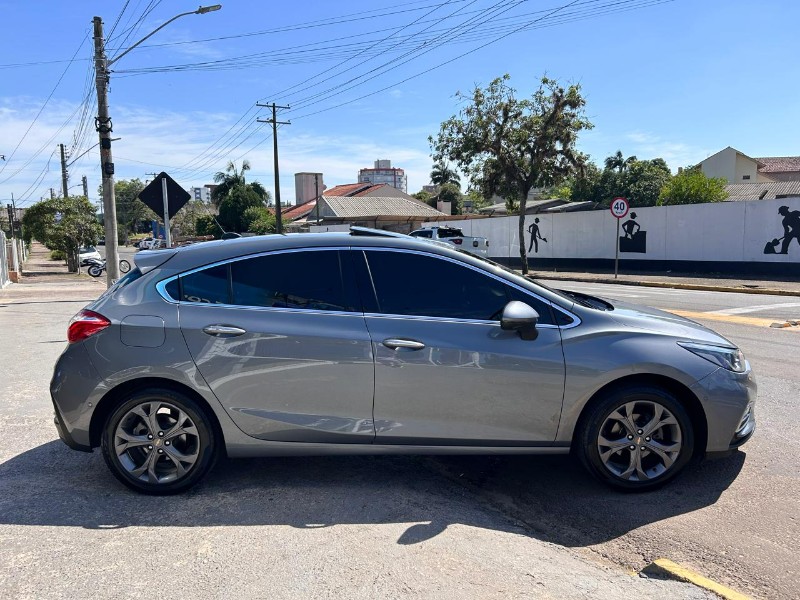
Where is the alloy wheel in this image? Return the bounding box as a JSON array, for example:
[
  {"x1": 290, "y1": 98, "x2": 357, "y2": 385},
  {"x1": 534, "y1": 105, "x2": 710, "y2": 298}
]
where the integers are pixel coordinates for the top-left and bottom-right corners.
[
  {"x1": 114, "y1": 401, "x2": 201, "y2": 485},
  {"x1": 596, "y1": 400, "x2": 682, "y2": 482}
]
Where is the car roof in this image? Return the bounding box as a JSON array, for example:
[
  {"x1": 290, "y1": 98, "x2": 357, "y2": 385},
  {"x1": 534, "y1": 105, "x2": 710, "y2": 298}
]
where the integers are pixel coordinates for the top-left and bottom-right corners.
[{"x1": 136, "y1": 230, "x2": 466, "y2": 274}]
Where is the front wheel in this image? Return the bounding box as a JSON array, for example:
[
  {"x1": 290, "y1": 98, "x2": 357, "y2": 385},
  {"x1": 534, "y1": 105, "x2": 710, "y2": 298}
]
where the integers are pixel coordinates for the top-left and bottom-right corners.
[
  {"x1": 101, "y1": 389, "x2": 218, "y2": 494},
  {"x1": 576, "y1": 385, "x2": 694, "y2": 491},
  {"x1": 119, "y1": 259, "x2": 131, "y2": 273}
]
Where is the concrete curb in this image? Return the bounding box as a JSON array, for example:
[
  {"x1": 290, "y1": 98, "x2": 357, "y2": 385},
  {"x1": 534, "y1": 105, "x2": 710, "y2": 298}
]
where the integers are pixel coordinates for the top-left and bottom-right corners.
[
  {"x1": 532, "y1": 275, "x2": 800, "y2": 297},
  {"x1": 640, "y1": 559, "x2": 751, "y2": 600}
]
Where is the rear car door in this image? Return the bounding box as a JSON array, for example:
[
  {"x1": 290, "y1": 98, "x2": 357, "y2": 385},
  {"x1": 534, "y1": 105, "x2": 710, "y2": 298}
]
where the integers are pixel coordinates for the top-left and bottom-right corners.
[
  {"x1": 168, "y1": 248, "x2": 375, "y2": 443},
  {"x1": 356, "y1": 248, "x2": 567, "y2": 445}
]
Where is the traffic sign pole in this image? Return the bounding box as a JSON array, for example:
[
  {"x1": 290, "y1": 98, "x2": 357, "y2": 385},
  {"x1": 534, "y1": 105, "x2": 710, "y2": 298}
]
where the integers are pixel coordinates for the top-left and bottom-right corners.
[
  {"x1": 161, "y1": 176, "x2": 171, "y2": 248},
  {"x1": 610, "y1": 197, "x2": 629, "y2": 280}
]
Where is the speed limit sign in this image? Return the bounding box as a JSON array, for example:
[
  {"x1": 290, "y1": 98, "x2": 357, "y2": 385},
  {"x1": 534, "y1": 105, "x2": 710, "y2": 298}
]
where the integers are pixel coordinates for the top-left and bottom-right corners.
[{"x1": 610, "y1": 197, "x2": 629, "y2": 219}]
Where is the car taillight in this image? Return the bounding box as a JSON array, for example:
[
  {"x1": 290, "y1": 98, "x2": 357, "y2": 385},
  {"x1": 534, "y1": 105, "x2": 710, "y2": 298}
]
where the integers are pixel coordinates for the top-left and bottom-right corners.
[
  {"x1": 452, "y1": 238, "x2": 463, "y2": 245},
  {"x1": 68, "y1": 309, "x2": 110, "y2": 343}
]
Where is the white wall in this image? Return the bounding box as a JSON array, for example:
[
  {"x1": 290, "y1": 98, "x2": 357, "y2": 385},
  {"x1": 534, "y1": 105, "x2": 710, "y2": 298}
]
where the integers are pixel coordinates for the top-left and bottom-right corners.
[{"x1": 424, "y1": 197, "x2": 800, "y2": 266}]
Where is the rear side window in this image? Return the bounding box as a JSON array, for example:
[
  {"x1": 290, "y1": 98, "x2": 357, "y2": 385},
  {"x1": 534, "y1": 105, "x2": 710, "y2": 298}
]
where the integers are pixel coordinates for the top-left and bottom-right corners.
[
  {"x1": 410, "y1": 230, "x2": 432, "y2": 238},
  {"x1": 230, "y1": 251, "x2": 353, "y2": 312},
  {"x1": 180, "y1": 264, "x2": 230, "y2": 304}
]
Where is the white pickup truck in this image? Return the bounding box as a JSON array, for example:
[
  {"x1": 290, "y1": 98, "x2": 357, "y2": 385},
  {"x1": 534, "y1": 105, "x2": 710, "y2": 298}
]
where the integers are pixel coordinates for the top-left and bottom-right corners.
[{"x1": 409, "y1": 226, "x2": 489, "y2": 257}]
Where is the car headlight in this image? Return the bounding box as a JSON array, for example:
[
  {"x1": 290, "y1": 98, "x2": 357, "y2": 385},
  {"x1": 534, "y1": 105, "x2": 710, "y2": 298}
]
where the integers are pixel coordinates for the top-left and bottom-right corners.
[{"x1": 678, "y1": 342, "x2": 746, "y2": 373}]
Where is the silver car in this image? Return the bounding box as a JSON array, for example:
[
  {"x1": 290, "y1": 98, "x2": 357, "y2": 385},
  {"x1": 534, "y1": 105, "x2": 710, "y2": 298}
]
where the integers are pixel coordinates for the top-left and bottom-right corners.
[{"x1": 51, "y1": 228, "x2": 756, "y2": 494}]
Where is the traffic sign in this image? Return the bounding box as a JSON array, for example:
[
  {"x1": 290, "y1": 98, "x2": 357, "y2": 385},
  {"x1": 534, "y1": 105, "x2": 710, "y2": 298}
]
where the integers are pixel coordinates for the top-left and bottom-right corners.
[
  {"x1": 138, "y1": 172, "x2": 190, "y2": 220},
  {"x1": 610, "y1": 197, "x2": 629, "y2": 219}
]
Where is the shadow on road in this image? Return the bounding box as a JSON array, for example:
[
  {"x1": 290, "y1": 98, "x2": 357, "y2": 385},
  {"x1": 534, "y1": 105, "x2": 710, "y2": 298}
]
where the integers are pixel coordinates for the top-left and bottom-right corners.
[{"x1": 0, "y1": 440, "x2": 744, "y2": 547}]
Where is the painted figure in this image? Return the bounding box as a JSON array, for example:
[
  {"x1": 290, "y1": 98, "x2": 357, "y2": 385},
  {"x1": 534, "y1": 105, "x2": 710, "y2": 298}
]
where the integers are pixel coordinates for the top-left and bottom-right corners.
[
  {"x1": 527, "y1": 218, "x2": 547, "y2": 253},
  {"x1": 778, "y1": 205, "x2": 800, "y2": 254},
  {"x1": 621, "y1": 212, "x2": 641, "y2": 238}
]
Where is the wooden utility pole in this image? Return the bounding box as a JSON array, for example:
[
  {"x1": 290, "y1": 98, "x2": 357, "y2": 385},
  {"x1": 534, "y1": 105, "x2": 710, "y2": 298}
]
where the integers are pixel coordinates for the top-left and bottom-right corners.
[
  {"x1": 256, "y1": 103, "x2": 290, "y2": 234},
  {"x1": 93, "y1": 16, "x2": 120, "y2": 284},
  {"x1": 59, "y1": 143, "x2": 69, "y2": 199}
]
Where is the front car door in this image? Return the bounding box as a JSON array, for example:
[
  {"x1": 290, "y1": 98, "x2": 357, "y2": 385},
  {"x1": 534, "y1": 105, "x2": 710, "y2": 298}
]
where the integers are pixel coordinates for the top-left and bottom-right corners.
[
  {"x1": 166, "y1": 248, "x2": 375, "y2": 443},
  {"x1": 356, "y1": 248, "x2": 568, "y2": 445}
]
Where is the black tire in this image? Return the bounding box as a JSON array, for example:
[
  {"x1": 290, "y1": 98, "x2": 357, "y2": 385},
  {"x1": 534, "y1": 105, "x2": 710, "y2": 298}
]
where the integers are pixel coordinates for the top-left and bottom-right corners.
[
  {"x1": 119, "y1": 259, "x2": 131, "y2": 273},
  {"x1": 87, "y1": 265, "x2": 103, "y2": 278},
  {"x1": 101, "y1": 388, "x2": 218, "y2": 495},
  {"x1": 576, "y1": 385, "x2": 694, "y2": 492}
]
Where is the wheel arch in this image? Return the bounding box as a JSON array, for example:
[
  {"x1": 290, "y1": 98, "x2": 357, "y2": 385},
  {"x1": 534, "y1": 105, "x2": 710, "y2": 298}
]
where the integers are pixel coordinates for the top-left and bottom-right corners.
[
  {"x1": 89, "y1": 377, "x2": 226, "y2": 454},
  {"x1": 571, "y1": 373, "x2": 708, "y2": 458}
]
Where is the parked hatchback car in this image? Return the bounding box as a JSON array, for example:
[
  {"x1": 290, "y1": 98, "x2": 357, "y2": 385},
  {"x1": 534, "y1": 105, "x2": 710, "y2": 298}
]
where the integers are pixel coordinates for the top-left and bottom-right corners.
[{"x1": 51, "y1": 228, "x2": 755, "y2": 494}]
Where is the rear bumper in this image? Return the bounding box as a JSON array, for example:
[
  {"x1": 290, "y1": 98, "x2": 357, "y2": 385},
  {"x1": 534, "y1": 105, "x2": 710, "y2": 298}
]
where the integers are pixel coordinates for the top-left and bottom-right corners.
[{"x1": 52, "y1": 399, "x2": 92, "y2": 452}]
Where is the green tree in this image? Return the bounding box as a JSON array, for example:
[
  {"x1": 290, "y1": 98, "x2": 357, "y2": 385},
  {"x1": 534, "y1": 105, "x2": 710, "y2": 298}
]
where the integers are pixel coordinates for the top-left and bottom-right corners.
[
  {"x1": 431, "y1": 74, "x2": 592, "y2": 273},
  {"x1": 104, "y1": 178, "x2": 154, "y2": 243},
  {"x1": 658, "y1": 169, "x2": 728, "y2": 205},
  {"x1": 21, "y1": 196, "x2": 102, "y2": 272},
  {"x1": 622, "y1": 159, "x2": 672, "y2": 207},
  {"x1": 604, "y1": 150, "x2": 637, "y2": 173},
  {"x1": 211, "y1": 160, "x2": 270, "y2": 207},
  {"x1": 218, "y1": 184, "x2": 265, "y2": 233},
  {"x1": 242, "y1": 206, "x2": 276, "y2": 234},
  {"x1": 412, "y1": 191, "x2": 433, "y2": 203},
  {"x1": 436, "y1": 182, "x2": 463, "y2": 215},
  {"x1": 463, "y1": 188, "x2": 492, "y2": 213},
  {"x1": 170, "y1": 200, "x2": 215, "y2": 238},
  {"x1": 430, "y1": 161, "x2": 461, "y2": 187},
  {"x1": 196, "y1": 214, "x2": 221, "y2": 238}
]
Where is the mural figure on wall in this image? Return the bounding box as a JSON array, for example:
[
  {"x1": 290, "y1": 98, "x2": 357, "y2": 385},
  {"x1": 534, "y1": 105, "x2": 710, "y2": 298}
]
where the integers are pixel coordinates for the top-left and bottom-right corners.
[
  {"x1": 619, "y1": 212, "x2": 647, "y2": 253},
  {"x1": 527, "y1": 218, "x2": 548, "y2": 253},
  {"x1": 764, "y1": 205, "x2": 800, "y2": 255}
]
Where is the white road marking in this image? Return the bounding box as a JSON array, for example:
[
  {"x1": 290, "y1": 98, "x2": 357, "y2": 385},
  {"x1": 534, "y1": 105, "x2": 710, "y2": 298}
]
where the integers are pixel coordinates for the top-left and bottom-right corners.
[{"x1": 708, "y1": 302, "x2": 800, "y2": 316}]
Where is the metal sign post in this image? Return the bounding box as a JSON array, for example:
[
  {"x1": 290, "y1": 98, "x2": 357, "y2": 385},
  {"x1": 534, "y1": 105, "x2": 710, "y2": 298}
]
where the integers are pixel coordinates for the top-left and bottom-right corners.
[
  {"x1": 161, "y1": 176, "x2": 171, "y2": 248},
  {"x1": 610, "y1": 197, "x2": 629, "y2": 279}
]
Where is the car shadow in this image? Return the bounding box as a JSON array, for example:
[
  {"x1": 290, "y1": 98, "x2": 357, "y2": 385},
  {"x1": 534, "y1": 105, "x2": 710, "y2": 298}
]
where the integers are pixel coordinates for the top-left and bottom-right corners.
[{"x1": 0, "y1": 440, "x2": 744, "y2": 548}]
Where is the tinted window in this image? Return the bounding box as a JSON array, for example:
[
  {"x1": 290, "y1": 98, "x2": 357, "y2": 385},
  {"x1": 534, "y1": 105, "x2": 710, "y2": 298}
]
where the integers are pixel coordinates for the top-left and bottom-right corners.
[
  {"x1": 180, "y1": 264, "x2": 230, "y2": 304},
  {"x1": 364, "y1": 251, "x2": 553, "y2": 323},
  {"x1": 230, "y1": 250, "x2": 352, "y2": 312},
  {"x1": 410, "y1": 230, "x2": 432, "y2": 238}
]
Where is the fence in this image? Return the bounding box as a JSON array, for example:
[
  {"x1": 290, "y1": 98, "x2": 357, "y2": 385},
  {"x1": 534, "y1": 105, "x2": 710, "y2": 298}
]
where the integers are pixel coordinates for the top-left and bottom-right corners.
[
  {"x1": 0, "y1": 231, "x2": 9, "y2": 288},
  {"x1": 424, "y1": 197, "x2": 800, "y2": 275}
]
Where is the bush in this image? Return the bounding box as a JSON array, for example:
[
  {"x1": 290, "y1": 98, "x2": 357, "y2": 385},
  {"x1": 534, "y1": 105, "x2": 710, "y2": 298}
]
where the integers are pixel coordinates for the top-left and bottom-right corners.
[{"x1": 50, "y1": 250, "x2": 66, "y2": 261}]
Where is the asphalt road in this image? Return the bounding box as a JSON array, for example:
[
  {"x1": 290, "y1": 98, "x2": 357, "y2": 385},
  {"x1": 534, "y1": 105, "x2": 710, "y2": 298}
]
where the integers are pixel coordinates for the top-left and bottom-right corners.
[
  {"x1": 428, "y1": 279, "x2": 799, "y2": 599},
  {"x1": 1, "y1": 273, "x2": 797, "y2": 598}
]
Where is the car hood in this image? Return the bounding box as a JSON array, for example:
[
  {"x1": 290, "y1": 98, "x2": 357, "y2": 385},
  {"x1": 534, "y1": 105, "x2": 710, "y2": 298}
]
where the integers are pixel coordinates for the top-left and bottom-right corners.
[{"x1": 607, "y1": 300, "x2": 736, "y2": 347}]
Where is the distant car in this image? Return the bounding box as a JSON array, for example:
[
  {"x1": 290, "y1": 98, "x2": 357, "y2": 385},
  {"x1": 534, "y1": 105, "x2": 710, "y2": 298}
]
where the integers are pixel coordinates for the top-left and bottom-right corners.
[
  {"x1": 97, "y1": 238, "x2": 105, "y2": 246},
  {"x1": 410, "y1": 226, "x2": 489, "y2": 257},
  {"x1": 51, "y1": 227, "x2": 755, "y2": 495},
  {"x1": 136, "y1": 237, "x2": 154, "y2": 250},
  {"x1": 78, "y1": 246, "x2": 101, "y2": 266}
]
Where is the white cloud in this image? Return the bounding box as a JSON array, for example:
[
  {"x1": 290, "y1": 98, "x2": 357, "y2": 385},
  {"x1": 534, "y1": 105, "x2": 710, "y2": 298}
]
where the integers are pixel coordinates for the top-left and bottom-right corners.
[{"x1": 623, "y1": 130, "x2": 715, "y2": 171}]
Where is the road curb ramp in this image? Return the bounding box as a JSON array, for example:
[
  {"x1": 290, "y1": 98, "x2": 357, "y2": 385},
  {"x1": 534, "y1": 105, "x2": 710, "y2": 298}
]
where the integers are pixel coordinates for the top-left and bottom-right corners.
[{"x1": 640, "y1": 559, "x2": 751, "y2": 600}]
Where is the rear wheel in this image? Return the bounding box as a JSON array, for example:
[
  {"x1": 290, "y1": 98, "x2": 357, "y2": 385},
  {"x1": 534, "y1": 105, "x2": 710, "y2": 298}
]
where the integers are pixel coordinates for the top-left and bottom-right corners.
[
  {"x1": 101, "y1": 389, "x2": 218, "y2": 494},
  {"x1": 87, "y1": 265, "x2": 103, "y2": 278},
  {"x1": 119, "y1": 259, "x2": 131, "y2": 273},
  {"x1": 576, "y1": 385, "x2": 694, "y2": 491}
]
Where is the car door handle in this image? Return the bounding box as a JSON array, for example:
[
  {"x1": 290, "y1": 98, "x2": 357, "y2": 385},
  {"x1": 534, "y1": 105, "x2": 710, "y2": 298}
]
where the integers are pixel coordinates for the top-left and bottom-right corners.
[
  {"x1": 202, "y1": 325, "x2": 247, "y2": 337},
  {"x1": 382, "y1": 338, "x2": 425, "y2": 351}
]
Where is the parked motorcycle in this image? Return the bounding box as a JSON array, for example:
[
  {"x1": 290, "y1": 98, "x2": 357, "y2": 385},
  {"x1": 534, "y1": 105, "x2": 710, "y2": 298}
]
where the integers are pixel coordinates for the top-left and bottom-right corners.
[{"x1": 85, "y1": 258, "x2": 132, "y2": 278}]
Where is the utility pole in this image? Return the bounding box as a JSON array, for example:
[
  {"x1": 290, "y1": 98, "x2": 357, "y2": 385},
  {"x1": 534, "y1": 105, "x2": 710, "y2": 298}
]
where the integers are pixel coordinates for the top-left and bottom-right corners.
[
  {"x1": 82, "y1": 175, "x2": 89, "y2": 199},
  {"x1": 50, "y1": 188, "x2": 55, "y2": 199},
  {"x1": 93, "y1": 16, "x2": 120, "y2": 284},
  {"x1": 256, "y1": 103, "x2": 290, "y2": 234},
  {"x1": 59, "y1": 143, "x2": 69, "y2": 199}
]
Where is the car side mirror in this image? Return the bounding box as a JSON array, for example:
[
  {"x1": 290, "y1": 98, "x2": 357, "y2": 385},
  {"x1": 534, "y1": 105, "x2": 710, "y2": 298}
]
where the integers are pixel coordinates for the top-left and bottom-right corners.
[{"x1": 500, "y1": 301, "x2": 539, "y2": 340}]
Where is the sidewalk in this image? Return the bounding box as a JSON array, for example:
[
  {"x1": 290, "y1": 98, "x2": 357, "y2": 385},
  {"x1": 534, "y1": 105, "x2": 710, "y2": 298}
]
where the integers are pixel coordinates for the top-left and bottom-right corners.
[
  {"x1": 527, "y1": 268, "x2": 800, "y2": 296},
  {"x1": 0, "y1": 242, "x2": 104, "y2": 303}
]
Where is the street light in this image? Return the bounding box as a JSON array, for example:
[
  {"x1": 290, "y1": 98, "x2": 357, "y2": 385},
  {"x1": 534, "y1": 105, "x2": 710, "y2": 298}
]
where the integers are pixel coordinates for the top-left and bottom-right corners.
[{"x1": 93, "y1": 5, "x2": 222, "y2": 285}]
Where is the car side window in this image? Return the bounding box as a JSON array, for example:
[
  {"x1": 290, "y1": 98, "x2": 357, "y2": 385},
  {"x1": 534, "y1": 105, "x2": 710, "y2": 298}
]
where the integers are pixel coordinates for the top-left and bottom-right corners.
[
  {"x1": 180, "y1": 264, "x2": 230, "y2": 304},
  {"x1": 230, "y1": 250, "x2": 353, "y2": 312},
  {"x1": 363, "y1": 250, "x2": 554, "y2": 324}
]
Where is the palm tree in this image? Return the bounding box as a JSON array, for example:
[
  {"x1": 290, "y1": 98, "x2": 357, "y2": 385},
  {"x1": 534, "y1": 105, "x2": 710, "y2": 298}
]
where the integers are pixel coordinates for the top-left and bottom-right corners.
[
  {"x1": 211, "y1": 160, "x2": 271, "y2": 206},
  {"x1": 604, "y1": 150, "x2": 637, "y2": 173},
  {"x1": 430, "y1": 161, "x2": 461, "y2": 187}
]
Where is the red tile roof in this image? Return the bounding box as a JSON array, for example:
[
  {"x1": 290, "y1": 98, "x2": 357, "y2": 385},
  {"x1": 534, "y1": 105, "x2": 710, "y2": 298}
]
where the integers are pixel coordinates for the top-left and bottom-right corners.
[
  {"x1": 324, "y1": 183, "x2": 387, "y2": 197},
  {"x1": 282, "y1": 199, "x2": 317, "y2": 220},
  {"x1": 755, "y1": 156, "x2": 800, "y2": 173}
]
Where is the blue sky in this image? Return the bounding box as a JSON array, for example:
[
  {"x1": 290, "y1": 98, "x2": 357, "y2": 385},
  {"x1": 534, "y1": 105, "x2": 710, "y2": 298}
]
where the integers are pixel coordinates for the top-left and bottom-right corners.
[{"x1": 1, "y1": 0, "x2": 799, "y2": 208}]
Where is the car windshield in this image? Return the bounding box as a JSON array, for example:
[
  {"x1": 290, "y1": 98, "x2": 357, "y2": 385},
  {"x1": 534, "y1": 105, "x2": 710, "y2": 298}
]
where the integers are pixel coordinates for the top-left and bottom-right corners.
[
  {"x1": 437, "y1": 228, "x2": 464, "y2": 238},
  {"x1": 80, "y1": 246, "x2": 96, "y2": 253}
]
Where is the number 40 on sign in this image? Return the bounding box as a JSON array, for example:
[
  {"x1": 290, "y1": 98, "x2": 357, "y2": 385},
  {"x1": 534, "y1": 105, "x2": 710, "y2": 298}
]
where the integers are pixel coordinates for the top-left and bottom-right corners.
[{"x1": 610, "y1": 197, "x2": 629, "y2": 219}]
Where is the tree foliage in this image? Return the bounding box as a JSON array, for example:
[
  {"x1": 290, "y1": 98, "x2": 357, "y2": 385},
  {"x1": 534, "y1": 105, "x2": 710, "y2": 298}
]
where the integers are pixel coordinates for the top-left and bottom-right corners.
[
  {"x1": 21, "y1": 196, "x2": 102, "y2": 272},
  {"x1": 170, "y1": 200, "x2": 215, "y2": 238},
  {"x1": 658, "y1": 169, "x2": 728, "y2": 205},
  {"x1": 242, "y1": 206, "x2": 276, "y2": 234},
  {"x1": 604, "y1": 150, "x2": 637, "y2": 173},
  {"x1": 430, "y1": 161, "x2": 461, "y2": 187},
  {"x1": 431, "y1": 74, "x2": 592, "y2": 273},
  {"x1": 114, "y1": 178, "x2": 154, "y2": 242},
  {"x1": 211, "y1": 160, "x2": 270, "y2": 207},
  {"x1": 218, "y1": 185, "x2": 266, "y2": 233}
]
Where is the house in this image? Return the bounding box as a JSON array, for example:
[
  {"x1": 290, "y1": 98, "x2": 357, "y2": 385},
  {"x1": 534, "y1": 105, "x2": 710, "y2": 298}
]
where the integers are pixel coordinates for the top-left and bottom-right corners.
[
  {"x1": 478, "y1": 198, "x2": 569, "y2": 215},
  {"x1": 283, "y1": 182, "x2": 448, "y2": 232},
  {"x1": 698, "y1": 146, "x2": 800, "y2": 184}
]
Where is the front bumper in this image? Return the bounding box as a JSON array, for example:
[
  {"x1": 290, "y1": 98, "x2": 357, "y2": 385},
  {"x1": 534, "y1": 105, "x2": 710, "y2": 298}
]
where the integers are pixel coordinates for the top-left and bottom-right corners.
[{"x1": 691, "y1": 364, "x2": 757, "y2": 454}]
